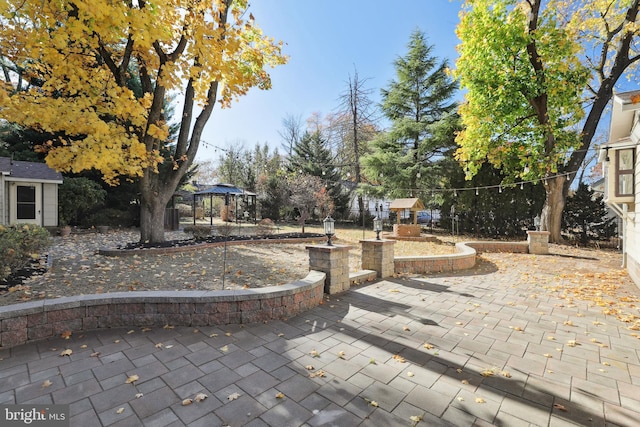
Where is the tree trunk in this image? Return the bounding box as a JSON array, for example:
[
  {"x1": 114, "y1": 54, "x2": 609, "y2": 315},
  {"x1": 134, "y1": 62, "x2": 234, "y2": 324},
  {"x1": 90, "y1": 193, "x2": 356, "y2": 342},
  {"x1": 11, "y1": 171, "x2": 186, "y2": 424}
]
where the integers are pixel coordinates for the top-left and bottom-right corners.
[
  {"x1": 541, "y1": 175, "x2": 568, "y2": 243},
  {"x1": 139, "y1": 171, "x2": 176, "y2": 243}
]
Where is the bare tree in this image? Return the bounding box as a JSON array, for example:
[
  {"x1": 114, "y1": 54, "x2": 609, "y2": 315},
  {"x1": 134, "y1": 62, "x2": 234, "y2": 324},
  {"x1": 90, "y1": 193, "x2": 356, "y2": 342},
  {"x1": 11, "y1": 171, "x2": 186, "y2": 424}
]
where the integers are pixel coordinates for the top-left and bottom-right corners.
[
  {"x1": 278, "y1": 114, "x2": 304, "y2": 157},
  {"x1": 335, "y1": 67, "x2": 379, "y2": 220}
]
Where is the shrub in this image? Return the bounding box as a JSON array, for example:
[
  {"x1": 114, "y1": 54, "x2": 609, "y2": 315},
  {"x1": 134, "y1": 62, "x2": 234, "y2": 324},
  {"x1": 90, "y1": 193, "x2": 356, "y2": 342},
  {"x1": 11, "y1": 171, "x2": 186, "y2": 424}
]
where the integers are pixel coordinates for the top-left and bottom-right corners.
[
  {"x1": 0, "y1": 224, "x2": 51, "y2": 282},
  {"x1": 58, "y1": 177, "x2": 107, "y2": 226},
  {"x1": 183, "y1": 225, "x2": 212, "y2": 239},
  {"x1": 84, "y1": 208, "x2": 136, "y2": 228}
]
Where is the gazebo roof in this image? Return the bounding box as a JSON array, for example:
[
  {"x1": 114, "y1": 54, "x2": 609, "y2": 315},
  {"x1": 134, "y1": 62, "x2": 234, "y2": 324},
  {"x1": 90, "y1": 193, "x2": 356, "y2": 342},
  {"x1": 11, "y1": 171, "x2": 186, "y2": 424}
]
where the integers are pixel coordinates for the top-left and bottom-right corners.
[
  {"x1": 388, "y1": 198, "x2": 425, "y2": 211},
  {"x1": 194, "y1": 183, "x2": 246, "y2": 196}
]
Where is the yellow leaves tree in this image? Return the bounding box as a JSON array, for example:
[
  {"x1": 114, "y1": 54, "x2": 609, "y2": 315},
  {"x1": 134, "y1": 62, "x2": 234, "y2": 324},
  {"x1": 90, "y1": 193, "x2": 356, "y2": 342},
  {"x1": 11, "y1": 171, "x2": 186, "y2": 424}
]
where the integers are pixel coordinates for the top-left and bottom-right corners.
[
  {"x1": 0, "y1": 0, "x2": 286, "y2": 242},
  {"x1": 455, "y1": 0, "x2": 640, "y2": 243}
]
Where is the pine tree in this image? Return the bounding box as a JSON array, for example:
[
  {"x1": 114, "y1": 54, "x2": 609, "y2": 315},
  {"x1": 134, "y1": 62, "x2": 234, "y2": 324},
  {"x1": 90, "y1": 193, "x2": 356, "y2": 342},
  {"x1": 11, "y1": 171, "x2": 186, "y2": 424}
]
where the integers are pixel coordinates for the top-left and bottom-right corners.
[
  {"x1": 362, "y1": 29, "x2": 458, "y2": 199},
  {"x1": 563, "y1": 183, "x2": 616, "y2": 246},
  {"x1": 289, "y1": 132, "x2": 350, "y2": 219}
]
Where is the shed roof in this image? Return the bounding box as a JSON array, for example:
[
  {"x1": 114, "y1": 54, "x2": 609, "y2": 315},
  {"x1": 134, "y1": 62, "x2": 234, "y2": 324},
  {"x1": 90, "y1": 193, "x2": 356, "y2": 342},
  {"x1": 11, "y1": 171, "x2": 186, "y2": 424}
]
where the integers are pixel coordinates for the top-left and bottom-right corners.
[
  {"x1": 388, "y1": 198, "x2": 425, "y2": 211},
  {"x1": 0, "y1": 157, "x2": 63, "y2": 182}
]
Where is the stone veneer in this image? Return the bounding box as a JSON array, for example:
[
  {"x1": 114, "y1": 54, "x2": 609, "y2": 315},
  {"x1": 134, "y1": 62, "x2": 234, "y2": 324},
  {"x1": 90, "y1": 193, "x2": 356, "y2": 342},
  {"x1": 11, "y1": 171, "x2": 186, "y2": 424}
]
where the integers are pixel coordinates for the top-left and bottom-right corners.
[
  {"x1": 0, "y1": 271, "x2": 324, "y2": 348},
  {"x1": 394, "y1": 241, "x2": 529, "y2": 274}
]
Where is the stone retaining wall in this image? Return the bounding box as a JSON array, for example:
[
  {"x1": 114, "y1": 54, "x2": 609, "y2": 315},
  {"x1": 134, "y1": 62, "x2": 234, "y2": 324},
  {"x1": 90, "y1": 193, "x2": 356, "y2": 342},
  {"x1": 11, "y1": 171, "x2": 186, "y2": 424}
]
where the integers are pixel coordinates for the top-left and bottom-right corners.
[
  {"x1": 394, "y1": 241, "x2": 529, "y2": 274},
  {"x1": 0, "y1": 271, "x2": 325, "y2": 348}
]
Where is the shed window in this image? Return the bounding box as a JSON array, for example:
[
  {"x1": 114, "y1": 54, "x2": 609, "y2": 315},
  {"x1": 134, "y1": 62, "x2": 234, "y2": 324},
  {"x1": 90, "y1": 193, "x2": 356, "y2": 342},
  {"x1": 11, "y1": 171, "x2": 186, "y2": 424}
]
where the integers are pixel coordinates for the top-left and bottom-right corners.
[
  {"x1": 616, "y1": 148, "x2": 635, "y2": 197},
  {"x1": 16, "y1": 185, "x2": 36, "y2": 219}
]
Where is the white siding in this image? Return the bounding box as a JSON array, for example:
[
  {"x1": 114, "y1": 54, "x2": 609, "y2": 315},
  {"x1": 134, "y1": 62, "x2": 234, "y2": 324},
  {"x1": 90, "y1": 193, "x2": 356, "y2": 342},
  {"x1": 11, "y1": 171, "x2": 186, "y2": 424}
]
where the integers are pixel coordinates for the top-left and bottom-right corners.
[
  {"x1": 42, "y1": 183, "x2": 58, "y2": 227},
  {"x1": 0, "y1": 176, "x2": 5, "y2": 225}
]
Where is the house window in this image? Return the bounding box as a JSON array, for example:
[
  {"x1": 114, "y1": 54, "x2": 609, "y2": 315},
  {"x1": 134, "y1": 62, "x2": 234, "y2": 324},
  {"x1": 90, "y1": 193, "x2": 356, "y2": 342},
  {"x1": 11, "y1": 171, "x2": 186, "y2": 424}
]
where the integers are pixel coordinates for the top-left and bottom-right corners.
[
  {"x1": 616, "y1": 148, "x2": 635, "y2": 197},
  {"x1": 16, "y1": 185, "x2": 36, "y2": 219}
]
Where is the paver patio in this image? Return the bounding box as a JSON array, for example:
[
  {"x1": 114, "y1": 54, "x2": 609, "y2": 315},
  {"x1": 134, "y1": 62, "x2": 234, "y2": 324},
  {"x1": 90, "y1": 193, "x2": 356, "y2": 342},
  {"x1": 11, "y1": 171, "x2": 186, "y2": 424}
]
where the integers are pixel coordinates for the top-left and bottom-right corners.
[{"x1": 1, "y1": 250, "x2": 639, "y2": 426}]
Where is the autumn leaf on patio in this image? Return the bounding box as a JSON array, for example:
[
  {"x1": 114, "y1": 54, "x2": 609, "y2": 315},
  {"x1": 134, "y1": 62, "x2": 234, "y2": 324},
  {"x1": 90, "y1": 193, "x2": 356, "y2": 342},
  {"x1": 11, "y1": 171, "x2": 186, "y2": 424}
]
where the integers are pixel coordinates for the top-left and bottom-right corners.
[
  {"x1": 41, "y1": 380, "x2": 52, "y2": 389},
  {"x1": 59, "y1": 349, "x2": 72, "y2": 357},
  {"x1": 194, "y1": 393, "x2": 208, "y2": 402},
  {"x1": 227, "y1": 392, "x2": 241, "y2": 401},
  {"x1": 61, "y1": 331, "x2": 72, "y2": 340},
  {"x1": 125, "y1": 374, "x2": 139, "y2": 384},
  {"x1": 553, "y1": 403, "x2": 568, "y2": 411}
]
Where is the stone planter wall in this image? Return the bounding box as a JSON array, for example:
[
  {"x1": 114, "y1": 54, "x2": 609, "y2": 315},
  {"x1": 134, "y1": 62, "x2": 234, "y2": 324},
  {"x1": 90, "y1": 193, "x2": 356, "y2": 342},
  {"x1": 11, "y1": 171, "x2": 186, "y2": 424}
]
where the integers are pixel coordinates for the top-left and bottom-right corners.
[{"x1": 0, "y1": 271, "x2": 325, "y2": 349}]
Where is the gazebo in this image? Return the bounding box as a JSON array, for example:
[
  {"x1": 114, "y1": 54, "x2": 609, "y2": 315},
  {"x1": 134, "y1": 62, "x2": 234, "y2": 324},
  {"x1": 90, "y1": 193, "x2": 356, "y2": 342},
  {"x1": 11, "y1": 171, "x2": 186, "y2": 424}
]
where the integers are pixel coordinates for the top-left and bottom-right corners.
[
  {"x1": 193, "y1": 183, "x2": 257, "y2": 225},
  {"x1": 389, "y1": 198, "x2": 425, "y2": 237}
]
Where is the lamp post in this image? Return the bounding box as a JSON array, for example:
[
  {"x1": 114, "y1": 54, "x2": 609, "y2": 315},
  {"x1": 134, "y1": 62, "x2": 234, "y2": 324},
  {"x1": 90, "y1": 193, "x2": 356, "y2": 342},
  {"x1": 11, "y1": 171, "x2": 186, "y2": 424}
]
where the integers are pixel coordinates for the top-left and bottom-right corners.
[
  {"x1": 373, "y1": 215, "x2": 383, "y2": 240},
  {"x1": 323, "y1": 215, "x2": 335, "y2": 246}
]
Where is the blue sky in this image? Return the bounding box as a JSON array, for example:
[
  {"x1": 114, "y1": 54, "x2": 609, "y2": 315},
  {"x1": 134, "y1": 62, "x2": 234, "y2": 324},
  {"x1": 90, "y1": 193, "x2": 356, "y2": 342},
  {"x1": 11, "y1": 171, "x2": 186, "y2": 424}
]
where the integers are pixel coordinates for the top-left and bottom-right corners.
[{"x1": 196, "y1": 0, "x2": 463, "y2": 162}]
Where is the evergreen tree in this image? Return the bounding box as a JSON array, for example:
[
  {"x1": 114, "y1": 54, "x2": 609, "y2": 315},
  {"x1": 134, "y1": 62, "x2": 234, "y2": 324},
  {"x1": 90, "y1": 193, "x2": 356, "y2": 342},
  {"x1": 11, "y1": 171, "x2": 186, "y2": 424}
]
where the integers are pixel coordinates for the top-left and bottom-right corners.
[
  {"x1": 289, "y1": 131, "x2": 350, "y2": 219},
  {"x1": 563, "y1": 183, "x2": 616, "y2": 246},
  {"x1": 362, "y1": 29, "x2": 458, "y2": 199}
]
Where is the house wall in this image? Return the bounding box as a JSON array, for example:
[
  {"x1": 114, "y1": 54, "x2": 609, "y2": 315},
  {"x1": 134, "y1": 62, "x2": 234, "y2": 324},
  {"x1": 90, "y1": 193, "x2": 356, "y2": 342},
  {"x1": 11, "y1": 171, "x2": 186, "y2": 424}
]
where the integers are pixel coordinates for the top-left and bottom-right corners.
[
  {"x1": 0, "y1": 175, "x2": 5, "y2": 225},
  {"x1": 42, "y1": 183, "x2": 59, "y2": 227},
  {"x1": 623, "y1": 146, "x2": 640, "y2": 287}
]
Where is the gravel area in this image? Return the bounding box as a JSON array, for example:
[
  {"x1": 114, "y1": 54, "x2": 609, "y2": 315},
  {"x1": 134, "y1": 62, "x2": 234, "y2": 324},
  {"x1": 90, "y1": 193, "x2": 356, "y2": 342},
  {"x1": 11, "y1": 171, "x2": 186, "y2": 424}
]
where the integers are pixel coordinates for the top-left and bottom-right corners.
[{"x1": 0, "y1": 229, "x2": 364, "y2": 307}]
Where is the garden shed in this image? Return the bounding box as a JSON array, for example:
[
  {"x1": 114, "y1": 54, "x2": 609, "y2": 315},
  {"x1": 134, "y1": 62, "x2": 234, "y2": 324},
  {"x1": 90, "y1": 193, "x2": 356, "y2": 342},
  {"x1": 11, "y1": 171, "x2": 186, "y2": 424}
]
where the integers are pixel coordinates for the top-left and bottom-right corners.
[{"x1": 0, "y1": 157, "x2": 63, "y2": 227}]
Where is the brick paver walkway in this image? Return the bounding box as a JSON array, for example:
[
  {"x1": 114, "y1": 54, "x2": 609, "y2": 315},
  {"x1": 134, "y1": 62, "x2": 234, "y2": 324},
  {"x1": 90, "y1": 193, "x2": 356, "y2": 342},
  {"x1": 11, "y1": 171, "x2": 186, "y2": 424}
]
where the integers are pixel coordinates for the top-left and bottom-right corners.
[{"x1": 1, "y1": 251, "x2": 639, "y2": 426}]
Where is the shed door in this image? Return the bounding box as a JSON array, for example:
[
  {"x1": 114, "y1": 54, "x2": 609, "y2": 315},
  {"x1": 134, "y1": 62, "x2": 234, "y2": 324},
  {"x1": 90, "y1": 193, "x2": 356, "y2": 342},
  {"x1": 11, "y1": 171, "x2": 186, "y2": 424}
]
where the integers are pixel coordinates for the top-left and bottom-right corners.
[{"x1": 10, "y1": 183, "x2": 41, "y2": 225}]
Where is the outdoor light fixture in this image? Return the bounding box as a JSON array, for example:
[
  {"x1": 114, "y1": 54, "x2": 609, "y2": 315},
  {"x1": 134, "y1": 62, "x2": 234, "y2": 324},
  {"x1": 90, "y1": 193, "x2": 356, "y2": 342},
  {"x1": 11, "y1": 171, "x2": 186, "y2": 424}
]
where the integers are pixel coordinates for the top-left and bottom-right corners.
[
  {"x1": 373, "y1": 215, "x2": 383, "y2": 240},
  {"x1": 323, "y1": 215, "x2": 335, "y2": 246}
]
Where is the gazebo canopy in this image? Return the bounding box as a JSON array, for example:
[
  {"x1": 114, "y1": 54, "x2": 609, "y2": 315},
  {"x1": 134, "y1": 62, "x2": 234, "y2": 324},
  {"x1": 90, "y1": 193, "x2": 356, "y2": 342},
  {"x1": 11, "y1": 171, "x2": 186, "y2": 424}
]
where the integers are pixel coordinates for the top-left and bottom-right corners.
[
  {"x1": 194, "y1": 183, "x2": 245, "y2": 196},
  {"x1": 388, "y1": 198, "x2": 425, "y2": 224}
]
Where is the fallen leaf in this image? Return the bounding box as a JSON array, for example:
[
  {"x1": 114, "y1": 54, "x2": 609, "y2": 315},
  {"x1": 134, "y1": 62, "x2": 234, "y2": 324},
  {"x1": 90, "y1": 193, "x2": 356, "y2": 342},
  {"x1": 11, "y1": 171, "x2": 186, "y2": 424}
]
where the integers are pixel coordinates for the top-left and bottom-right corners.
[
  {"x1": 337, "y1": 351, "x2": 346, "y2": 359},
  {"x1": 41, "y1": 380, "x2": 52, "y2": 389},
  {"x1": 403, "y1": 326, "x2": 411, "y2": 331},
  {"x1": 553, "y1": 403, "x2": 568, "y2": 411},
  {"x1": 182, "y1": 398, "x2": 193, "y2": 406},
  {"x1": 61, "y1": 331, "x2": 72, "y2": 340},
  {"x1": 220, "y1": 345, "x2": 229, "y2": 353},
  {"x1": 480, "y1": 368, "x2": 496, "y2": 377},
  {"x1": 225, "y1": 332, "x2": 232, "y2": 337},
  {"x1": 461, "y1": 379, "x2": 469, "y2": 385},
  {"x1": 227, "y1": 392, "x2": 241, "y2": 401},
  {"x1": 275, "y1": 392, "x2": 285, "y2": 399},
  {"x1": 567, "y1": 340, "x2": 577, "y2": 347},
  {"x1": 309, "y1": 349, "x2": 320, "y2": 358},
  {"x1": 155, "y1": 343, "x2": 164, "y2": 349},
  {"x1": 116, "y1": 408, "x2": 125, "y2": 414},
  {"x1": 475, "y1": 397, "x2": 486, "y2": 403},
  {"x1": 563, "y1": 320, "x2": 574, "y2": 327},
  {"x1": 59, "y1": 349, "x2": 72, "y2": 357},
  {"x1": 125, "y1": 374, "x2": 139, "y2": 384},
  {"x1": 423, "y1": 343, "x2": 434, "y2": 350},
  {"x1": 407, "y1": 371, "x2": 414, "y2": 377},
  {"x1": 80, "y1": 344, "x2": 87, "y2": 349},
  {"x1": 392, "y1": 354, "x2": 406, "y2": 363},
  {"x1": 163, "y1": 324, "x2": 174, "y2": 330},
  {"x1": 165, "y1": 345, "x2": 174, "y2": 349},
  {"x1": 305, "y1": 365, "x2": 315, "y2": 370},
  {"x1": 90, "y1": 352, "x2": 100, "y2": 357},
  {"x1": 141, "y1": 327, "x2": 152, "y2": 332},
  {"x1": 114, "y1": 340, "x2": 120, "y2": 343},
  {"x1": 194, "y1": 392, "x2": 208, "y2": 402},
  {"x1": 500, "y1": 371, "x2": 512, "y2": 378},
  {"x1": 135, "y1": 393, "x2": 144, "y2": 399},
  {"x1": 127, "y1": 330, "x2": 135, "y2": 334},
  {"x1": 370, "y1": 400, "x2": 379, "y2": 407},
  {"x1": 209, "y1": 333, "x2": 218, "y2": 338},
  {"x1": 309, "y1": 370, "x2": 326, "y2": 378}
]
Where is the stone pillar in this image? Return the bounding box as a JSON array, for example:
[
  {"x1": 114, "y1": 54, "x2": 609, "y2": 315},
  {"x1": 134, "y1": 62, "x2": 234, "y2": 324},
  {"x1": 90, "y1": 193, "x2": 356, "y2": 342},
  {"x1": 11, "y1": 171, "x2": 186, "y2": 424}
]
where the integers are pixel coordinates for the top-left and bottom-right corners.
[
  {"x1": 527, "y1": 231, "x2": 550, "y2": 255},
  {"x1": 360, "y1": 239, "x2": 396, "y2": 278},
  {"x1": 306, "y1": 245, "x2": 351, "y2": 295}
]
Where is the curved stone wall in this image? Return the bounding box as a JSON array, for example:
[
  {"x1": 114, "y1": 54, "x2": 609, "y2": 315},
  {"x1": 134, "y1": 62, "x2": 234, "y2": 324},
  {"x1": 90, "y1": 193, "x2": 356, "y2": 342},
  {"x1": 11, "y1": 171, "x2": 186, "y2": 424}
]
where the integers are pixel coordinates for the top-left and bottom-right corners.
[{"x1": 0, "y1": 271, "x2": 325, "y2": 348}]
